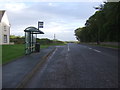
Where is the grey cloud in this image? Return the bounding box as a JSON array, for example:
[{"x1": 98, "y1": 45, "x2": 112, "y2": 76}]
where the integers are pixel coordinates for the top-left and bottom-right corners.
[
  {"x1": 7, "y1": 2, "x2": 101, "y2": 27},
  {"x1": 3, "y1": 2, "x2": 102, "y2": 41},
  {"x1": 30, "y1": 2, "x2": 100, "y2": 19}
]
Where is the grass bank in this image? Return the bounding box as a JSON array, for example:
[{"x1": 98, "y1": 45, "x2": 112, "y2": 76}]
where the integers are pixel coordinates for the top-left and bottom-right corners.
[
  {"x1": 2, "y1": 43, "x2": 66, "y2": 64},
  {"x1": 92, "y1": 44, "x2": 120, "y2": 49},
  {"x1": 78, "y1": 42, "x2": 119, "y2": 49}
]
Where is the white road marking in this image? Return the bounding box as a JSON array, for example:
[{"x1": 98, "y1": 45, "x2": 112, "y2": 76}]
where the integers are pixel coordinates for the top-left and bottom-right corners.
[
  {"x1": 80, "y1": 45, "x2": 101, "y2": 53},
  {"x1": 93, "y1": 49, "x2": 101, "y2": 53},
  {"x1": 83, "y1": 46, "x2": 87, "y2": 48},
  {"x1": 49, "y1": 48, "x2": 58, "y2": 60},
  {"x1": 88, "y1": 48, "x2": 92, "y2": 49},
  {"x1": 68, "y1": 44, "x2": 70, "y2": 52}
]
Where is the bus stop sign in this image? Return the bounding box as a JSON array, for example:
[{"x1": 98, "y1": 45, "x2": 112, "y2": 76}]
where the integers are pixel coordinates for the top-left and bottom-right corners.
[{"x1": 38, "y1": 21, "x2": 44, "y2": 28}]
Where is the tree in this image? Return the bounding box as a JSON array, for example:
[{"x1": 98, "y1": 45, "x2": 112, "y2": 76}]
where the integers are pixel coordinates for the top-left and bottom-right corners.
[{"x1": 75, "y1": 2, "x2": 120, "y2": 43}]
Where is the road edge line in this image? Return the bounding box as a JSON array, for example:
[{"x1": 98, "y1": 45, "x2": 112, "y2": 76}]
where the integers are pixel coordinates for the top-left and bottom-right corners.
[{"x1": 16, "y1": 47, "x2": 57, "y2": 88}]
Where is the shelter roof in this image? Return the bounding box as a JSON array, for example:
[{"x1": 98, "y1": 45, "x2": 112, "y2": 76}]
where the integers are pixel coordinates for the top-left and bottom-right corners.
[{"x1": 24, "y1": 26, "x2": 44, "y2": 34}]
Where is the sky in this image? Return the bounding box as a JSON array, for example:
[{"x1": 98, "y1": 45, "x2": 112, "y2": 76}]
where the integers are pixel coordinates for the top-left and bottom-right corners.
[{"x1": 0, "y1": 0, "x2": 107, "y2": 41}]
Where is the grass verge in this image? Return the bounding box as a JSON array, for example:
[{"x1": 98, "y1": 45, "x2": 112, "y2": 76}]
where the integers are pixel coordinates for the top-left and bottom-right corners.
[
  {"x1": 2, "y1": 43, "x2": 66, "y2": 64},
  {"x1": 89, "y1": 44, "x2": 119, "y2": 49},
  {"x1": 2, "y1": 44, "x2": 24, "y2": 64},
  {"x1": 0, "y1": 45, "x2": 2, "y2": 65},
  {"x1": 79, "y1": 42, "x2": 119, "y2": 49}
]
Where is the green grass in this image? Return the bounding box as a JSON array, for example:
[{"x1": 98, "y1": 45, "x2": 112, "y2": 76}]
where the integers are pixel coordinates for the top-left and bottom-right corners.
[
  {"x1": 2, "y1": 44, "x2": 25, "y2": 64},
  {"x1": 86, "y1": 43, "x2": 120, "y2": 49},
  {"x1": 95, "y1": 44, "x2": 120, "y2": 49},
  {"x1": 2, "y1": 43, "x2": 66, "y2": 64},
  {"x1": 48, "y1": 42, "x2": 66, "y2": 46},
  {"x1": 0, "y1": 45, "x2": 2, "y2": 65},
  {"x1": 78, "y1": 42, "x2": 119, "y2": 49}
]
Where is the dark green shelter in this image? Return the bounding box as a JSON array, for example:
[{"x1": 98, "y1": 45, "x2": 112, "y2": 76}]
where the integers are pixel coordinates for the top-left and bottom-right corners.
[{"x1": 24, "y1": 26, "x2": 44, "y2": 55}]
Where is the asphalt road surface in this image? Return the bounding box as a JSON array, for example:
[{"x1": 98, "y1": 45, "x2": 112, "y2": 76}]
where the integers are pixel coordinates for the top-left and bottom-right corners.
[{"x1": 25, "y1": 43, "x2": 118, "y2": 88}]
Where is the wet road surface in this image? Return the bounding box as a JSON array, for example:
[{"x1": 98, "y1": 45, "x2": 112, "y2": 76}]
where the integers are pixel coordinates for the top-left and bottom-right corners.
[{"x1": 25, "y1": 43, "x2": 118, "y2": 88}]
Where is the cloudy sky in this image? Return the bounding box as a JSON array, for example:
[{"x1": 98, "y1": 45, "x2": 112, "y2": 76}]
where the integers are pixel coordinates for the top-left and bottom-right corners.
[{"x1": 0, "y1": 0, "x2": 106, "y2": 41}]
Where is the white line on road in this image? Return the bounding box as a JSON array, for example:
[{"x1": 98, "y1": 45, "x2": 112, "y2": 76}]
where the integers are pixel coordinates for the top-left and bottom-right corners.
[
  {"x1": 87, "y1": 47, "x2": 101, "y2": 53},
  {"x1": 83, "y1": 46, "x2": 87, "y2": 48},
  {"x1": 93, "y1": 49, "x2": 101, "y2": 53},
  {"x1": 49, "y1": 48, "x2": 58, "y2": 60},
  {"x1": 68, "y1": 44, "x2": 70, "y2": 52},
  {"x1": 88, "y1": 48, "x2": 92, "y2": 49}
]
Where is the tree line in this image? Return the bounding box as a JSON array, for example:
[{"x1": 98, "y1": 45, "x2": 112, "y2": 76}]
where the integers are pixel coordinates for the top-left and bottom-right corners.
[
  {"x1": 10, "y1": 35, "x2": 64, "y2": 44},
  {"x1": 75, "y1": 2, "x2": 120, "y2": 44}
]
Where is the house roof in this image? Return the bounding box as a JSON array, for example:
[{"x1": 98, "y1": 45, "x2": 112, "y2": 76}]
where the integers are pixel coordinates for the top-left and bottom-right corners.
[{"x1": 0, "y1": 10, "x2": 5, "y2": 22}]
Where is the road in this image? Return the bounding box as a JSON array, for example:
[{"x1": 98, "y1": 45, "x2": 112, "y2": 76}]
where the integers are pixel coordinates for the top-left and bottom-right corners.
[{"x1": 25, "y1": 43, "x2": 118, "y2": 88}]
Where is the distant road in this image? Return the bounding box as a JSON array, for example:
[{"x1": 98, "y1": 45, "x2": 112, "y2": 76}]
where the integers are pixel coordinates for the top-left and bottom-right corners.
[{"x1": 25, "y1": 43, "x2": 118, "y2": 88}]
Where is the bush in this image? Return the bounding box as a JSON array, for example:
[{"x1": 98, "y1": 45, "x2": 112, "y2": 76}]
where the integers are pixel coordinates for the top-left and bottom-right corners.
[{"x1": 37, "y1": 38, "x2": 53, "y2": 45}]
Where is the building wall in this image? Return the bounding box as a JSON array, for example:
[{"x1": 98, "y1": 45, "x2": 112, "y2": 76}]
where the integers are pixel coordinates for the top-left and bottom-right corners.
[
  {"x1": 0, "y1": 23, "x2": 2, "y2": 45},
  {"x1": 2, "y1": 23, "x2": 10, "y2": 44},
  {"x1": 0, "y1": 11, "x2": 10, "y2": 45}
]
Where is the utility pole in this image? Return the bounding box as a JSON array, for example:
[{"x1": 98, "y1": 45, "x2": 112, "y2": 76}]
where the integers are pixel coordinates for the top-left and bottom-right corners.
[
  {"x1": 54, "y1": 34, "x2": 56, "y2": 40},
  {"x1": 54, "y1": 34, "x2": 56, "y2": 43},
  {"x1": 94, "y1": 7, "x2": 100, "y2": 45}
]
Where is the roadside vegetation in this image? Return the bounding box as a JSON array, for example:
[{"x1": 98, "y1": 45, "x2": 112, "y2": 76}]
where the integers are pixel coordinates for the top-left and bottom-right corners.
[
  {"x1": 2, "y1": 44, "x2": 24, "y2": 64},
  {"x1": 78, "y1": 42, "x2": 120, "y2": 49},
  {"x1": 94, "y1": 44, "x2": 120, "y2": 49},
  {"x1": 2, "y1": 36, "x2": 66, "y2": 64},
  {"x1": 75, "y1": 2, "x2": 119, "y2": 47}
]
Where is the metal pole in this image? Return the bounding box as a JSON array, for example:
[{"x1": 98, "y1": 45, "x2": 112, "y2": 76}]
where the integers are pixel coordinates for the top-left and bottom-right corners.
[
  {"x1": 36, "y1": 34, "x2": 37, "y2": 43},
  {"x1": 25, "y1": 32, "x2": 27, "y2": 55},
  {"x1": 38, "y1": 21, "x2": 39, "y2": 30},
  {"x1": 30, "y1": 32, "x2": 32, "y2": 54},
  {"x1": 31, "y1": 33, "x2": 33, "y2": 53},
  {"x1": 29, "y1": 32, "x2": 31, "y2": 54}
]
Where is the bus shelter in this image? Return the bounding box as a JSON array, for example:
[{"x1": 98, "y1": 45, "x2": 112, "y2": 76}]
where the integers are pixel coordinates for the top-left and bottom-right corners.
[{"x1": 24, "y1": 27, "x2": 44, "y2": 55}]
